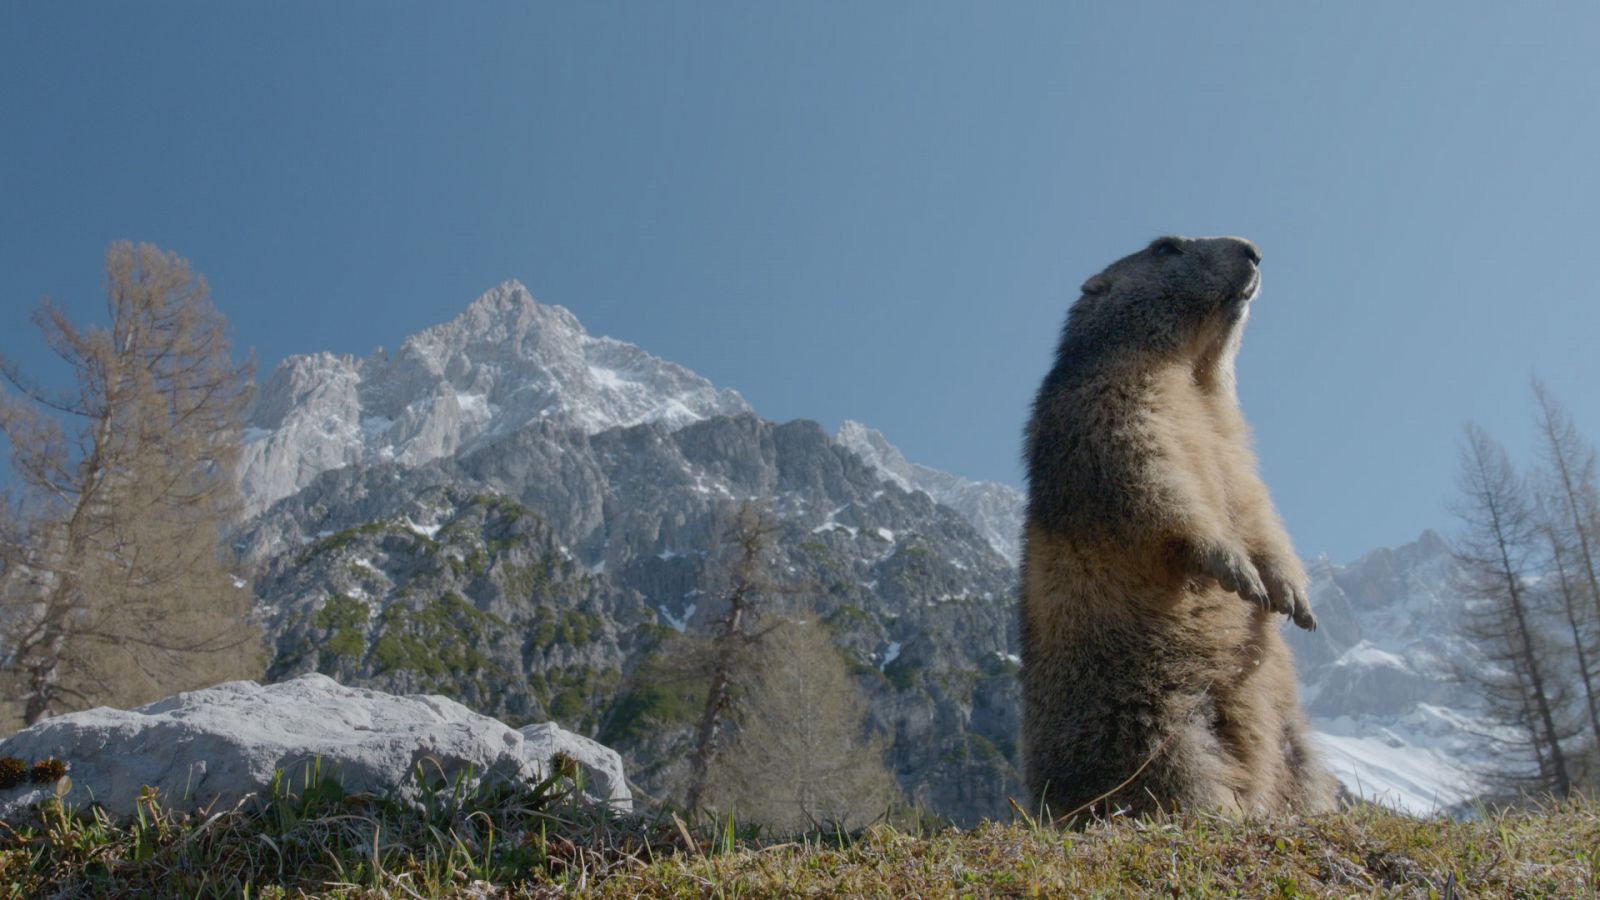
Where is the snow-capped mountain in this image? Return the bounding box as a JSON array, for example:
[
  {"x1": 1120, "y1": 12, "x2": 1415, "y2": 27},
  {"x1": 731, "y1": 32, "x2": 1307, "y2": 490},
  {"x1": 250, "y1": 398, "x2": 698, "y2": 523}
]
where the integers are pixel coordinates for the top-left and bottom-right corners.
[
  {"x1": 1290, "y1": 531, "x2": 1489, "y2": 814},
  {"x1": 239, "y1": 281, "x2": 751, "y2": 513},
  {"x1": 836, "y1": 422, "x2": 1025, "y2": 565}
]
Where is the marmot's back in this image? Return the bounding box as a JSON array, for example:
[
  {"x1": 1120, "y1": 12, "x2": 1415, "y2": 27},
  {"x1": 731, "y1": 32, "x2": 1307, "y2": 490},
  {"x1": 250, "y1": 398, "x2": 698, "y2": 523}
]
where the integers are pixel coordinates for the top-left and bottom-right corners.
[{"x1": 1019, "y1": 236, "x2": 1335, "y2": 820}]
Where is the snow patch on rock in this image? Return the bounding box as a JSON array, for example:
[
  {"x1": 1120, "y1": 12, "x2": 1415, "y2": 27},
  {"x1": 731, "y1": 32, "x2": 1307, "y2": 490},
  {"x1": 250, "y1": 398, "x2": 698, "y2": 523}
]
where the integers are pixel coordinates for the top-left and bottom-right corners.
[{"x1": 835, "y1": 421, "x2": 1023, "y2": 564}]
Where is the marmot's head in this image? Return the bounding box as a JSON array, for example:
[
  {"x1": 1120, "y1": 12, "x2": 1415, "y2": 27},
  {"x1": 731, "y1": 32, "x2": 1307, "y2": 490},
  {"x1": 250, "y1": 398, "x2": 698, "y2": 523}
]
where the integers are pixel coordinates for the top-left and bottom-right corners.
[{"x1": 1066, "y1": 235, "x2": 1262, "y2": 365}]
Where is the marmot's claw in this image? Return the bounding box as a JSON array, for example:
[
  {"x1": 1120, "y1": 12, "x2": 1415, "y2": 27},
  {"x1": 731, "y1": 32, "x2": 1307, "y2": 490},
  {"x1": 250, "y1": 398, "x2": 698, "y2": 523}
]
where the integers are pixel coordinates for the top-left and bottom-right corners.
[
  {"x1": 1261, "y1": 575, "x2": 1292, "y2": 616},
  {"x1": 1198, "y1": 545, "x2": 1270, "y2": 610},
  {"x1": 1244, "y1": 577, "x2": 1271, "y2": 612},
  {"x1": 1237, "y1": 565, "x2": 1270, "y2": 610},
  {"x1": 1257, "y1": 562, "x2": 1312, "y2": 627},
  {"x1": 1290, "y1": 585, "x2": 1317, "y2": 630}
]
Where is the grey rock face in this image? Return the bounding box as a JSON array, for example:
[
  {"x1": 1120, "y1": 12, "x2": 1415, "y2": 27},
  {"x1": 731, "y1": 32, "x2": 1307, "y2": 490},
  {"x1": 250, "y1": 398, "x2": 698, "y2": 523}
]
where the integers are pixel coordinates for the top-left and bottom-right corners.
[
  {"x1": 835, "y1": 421, "x2": 1024, "y2": 565},
  {"x1": 1290, "y1": 531, "x2": 1475, "y2": 716},
  {"x1": 256, "y1": 487, "x2": 651, "y2": 732},
  {"x1": 0, "y1": 674, "x2": 631, "y2": 822},
  {"x1": 239, "y1": 281, "x2": 751, "y2": 514}
]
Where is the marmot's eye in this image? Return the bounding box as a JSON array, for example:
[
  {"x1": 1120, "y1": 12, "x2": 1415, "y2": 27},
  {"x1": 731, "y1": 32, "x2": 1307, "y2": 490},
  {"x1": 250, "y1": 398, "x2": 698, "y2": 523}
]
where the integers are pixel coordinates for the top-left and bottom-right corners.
[{"x1": 1151, "y1": 239, "x2": 1184, "y2": 258}]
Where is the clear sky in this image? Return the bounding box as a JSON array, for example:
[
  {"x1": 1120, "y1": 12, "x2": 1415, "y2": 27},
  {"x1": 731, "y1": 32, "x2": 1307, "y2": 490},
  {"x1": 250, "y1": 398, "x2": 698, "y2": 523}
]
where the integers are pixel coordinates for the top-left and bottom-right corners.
[{"x1": 3, "y1": 3, "x2": 1598, "y2": 564}]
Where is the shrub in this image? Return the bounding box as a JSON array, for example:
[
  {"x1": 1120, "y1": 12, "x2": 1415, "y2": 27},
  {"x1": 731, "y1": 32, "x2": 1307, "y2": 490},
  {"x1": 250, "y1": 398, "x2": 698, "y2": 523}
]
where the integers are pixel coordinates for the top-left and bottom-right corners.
[
  {"x1": 0, "y1": 758, "x2": 25, "y2": 790},
  {"x1": 30, "y1": 758, "x2": 67, "y2": 784}
]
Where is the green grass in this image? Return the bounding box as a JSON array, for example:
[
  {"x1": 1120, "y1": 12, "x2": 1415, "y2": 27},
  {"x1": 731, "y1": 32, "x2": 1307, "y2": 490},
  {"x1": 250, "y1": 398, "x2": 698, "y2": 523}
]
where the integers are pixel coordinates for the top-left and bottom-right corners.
[{"x1": 3, "y1": 789, "x2": 1596, "y2": 897}]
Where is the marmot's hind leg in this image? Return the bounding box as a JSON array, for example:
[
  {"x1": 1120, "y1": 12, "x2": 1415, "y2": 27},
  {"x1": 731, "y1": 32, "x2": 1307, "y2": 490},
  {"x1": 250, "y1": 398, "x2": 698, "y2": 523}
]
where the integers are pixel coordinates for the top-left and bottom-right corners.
[
  {"x1": 1088, "y1": 705, "x2": 1245, "y2": 821},
  {"x1": 1145, "y1": 713, "x2": 1248, "y2": 815},
  {"x1": 1281, "y1": 721, "x2": 1339, "y2": 813}
]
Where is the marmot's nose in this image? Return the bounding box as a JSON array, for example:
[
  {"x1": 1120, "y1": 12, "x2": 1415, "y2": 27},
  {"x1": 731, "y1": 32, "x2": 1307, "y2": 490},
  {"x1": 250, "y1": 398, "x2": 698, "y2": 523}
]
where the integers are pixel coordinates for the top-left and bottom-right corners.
[{"x1": 1237, "y1": 240, "x2": 1262, "y2": 265}]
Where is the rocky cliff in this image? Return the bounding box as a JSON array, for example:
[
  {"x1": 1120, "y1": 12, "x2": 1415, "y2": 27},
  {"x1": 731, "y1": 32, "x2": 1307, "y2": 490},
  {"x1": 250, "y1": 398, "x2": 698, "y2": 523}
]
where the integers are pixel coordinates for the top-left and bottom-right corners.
[
  {"x1": 835, "y1": 421, "x2": 1025, "y2": 565},
  {"x1": 246, "y1": 418, "x2": 1022, "y2": 821}
]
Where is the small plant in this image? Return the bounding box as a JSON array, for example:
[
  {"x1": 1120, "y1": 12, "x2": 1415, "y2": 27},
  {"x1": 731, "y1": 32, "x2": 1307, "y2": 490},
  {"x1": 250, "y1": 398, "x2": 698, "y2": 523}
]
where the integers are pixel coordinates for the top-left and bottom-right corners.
[
  {"x1": 30, "y1": 758, "x2": 68, "y2": 784},
  {"x1": 0, "y1": 758, "x2": 25, "y2": 790},
  {"x1": 550, "y1": 751, "x2": 580, "y2": 783}
]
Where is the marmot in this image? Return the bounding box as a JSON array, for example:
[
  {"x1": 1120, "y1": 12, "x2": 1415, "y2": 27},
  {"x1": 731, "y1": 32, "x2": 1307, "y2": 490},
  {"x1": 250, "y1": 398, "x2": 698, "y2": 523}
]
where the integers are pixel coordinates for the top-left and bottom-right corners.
[{"x1": 1019, "y1": 235, "x2": 1336, "y2": 820}]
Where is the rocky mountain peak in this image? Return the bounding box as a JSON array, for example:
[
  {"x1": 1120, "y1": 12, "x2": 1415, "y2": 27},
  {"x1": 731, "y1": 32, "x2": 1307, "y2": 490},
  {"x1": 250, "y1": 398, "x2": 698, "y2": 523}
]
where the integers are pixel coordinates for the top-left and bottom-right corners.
[
  {"x1": 397, "y1": 279, "x2": 584, "y2": 366},
  {"x1": 238, "y1": 281, "x2": 752, "y2": 514},
  {"x1": 836, "y1": 421, "x2": 917, "y2": 493},
  {"x1": 835, "y1": 420, "x2": 1024, "y2": 565}
]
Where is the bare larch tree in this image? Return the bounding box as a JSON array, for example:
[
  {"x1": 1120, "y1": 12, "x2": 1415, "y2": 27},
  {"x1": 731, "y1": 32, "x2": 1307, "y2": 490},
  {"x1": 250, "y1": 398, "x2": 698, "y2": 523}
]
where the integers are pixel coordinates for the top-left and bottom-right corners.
[
  {"x1": 682, "y1": 500, "x2": 781, "y2": 815},
  {"x1": 1529, "y1": 379, "x2": 1600, "y2": 748},
  {"x1": 1450, "y1": 422, "x2": 1574, "y2": 797},
  {"x1": 0, "y1": 242, "x2": 263, "y2": 727},
  {"x1": 706, "y1": 610, "x2": 899, "y2": 832}
]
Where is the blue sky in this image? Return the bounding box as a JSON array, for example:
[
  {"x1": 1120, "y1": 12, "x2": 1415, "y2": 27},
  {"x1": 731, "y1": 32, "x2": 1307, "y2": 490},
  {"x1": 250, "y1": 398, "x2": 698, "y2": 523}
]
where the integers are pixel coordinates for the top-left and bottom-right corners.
[{"x1": 3, "y1": 3, "x2": 1598, "y2": 563}]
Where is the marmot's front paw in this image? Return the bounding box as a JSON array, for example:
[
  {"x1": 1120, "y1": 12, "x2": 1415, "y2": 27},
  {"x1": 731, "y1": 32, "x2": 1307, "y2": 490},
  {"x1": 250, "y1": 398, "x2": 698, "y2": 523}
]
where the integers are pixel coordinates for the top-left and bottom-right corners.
[
  {"x1": 1256, "y1": 559, "x2": 1318, "y2": 631},
  {"x1": 1194, "y1": 543, "x2": 1270, "y2": 611}
]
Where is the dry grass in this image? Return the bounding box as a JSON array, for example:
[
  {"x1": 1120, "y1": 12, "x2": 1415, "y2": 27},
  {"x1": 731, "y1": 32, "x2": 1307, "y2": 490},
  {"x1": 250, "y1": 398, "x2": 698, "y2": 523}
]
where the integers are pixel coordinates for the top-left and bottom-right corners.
[
  {"x1": 608, "y1": 800, "x2": 1600, "y2": 898},
  {"x1": 2, "y1": 776, "x2": 1596, "y2": 897}
]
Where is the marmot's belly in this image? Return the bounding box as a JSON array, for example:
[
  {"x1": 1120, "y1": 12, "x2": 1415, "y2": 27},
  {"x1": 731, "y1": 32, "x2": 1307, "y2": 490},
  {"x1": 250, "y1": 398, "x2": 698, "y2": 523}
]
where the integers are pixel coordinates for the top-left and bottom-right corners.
[
  {"x1": 1020, "y1": 587, "x2": 1287, "y2": 778},
  {"x1": 1024, "y1": 580, "x2": 1260, "y2": 695}
]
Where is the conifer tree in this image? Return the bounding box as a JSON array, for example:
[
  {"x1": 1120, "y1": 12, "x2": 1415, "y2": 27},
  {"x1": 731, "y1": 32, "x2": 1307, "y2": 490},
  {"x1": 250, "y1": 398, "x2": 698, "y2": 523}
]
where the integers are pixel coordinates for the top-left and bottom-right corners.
[
  {"x1": 0, "y1": 242, "x2": 263, "y2": 727},
  {"x1": 683, "y1": 500, "x2": 781, "y2": 814},
  {"x1": 1450, "y1": 422, "x2": 1575, "y2": 797},
  {"x1": 1529, "y1": 380, "x2": 1600, "y2": 748},
  {"x1": 707, "y1": 611, "x2": 899, "y2": 832}
]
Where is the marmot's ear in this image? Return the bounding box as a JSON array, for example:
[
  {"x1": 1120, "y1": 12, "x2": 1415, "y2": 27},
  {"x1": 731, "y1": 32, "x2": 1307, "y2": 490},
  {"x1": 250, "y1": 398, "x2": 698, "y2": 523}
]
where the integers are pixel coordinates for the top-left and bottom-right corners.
[{"x1": 1081, "y1": 275, "x2": 1109, "y2": 296}]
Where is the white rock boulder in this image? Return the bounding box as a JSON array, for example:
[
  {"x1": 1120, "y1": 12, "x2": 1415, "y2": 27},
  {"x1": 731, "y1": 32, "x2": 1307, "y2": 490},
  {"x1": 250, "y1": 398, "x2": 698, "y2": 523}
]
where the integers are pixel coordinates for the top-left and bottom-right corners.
[{"x1": 0, "y1": 674, "x2": 631, "y2": 821}]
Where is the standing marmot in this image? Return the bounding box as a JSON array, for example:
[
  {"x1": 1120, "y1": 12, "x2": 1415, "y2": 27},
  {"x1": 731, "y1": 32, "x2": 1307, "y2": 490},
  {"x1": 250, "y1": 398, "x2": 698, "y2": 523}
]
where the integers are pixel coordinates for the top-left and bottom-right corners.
[{"x1": 1020, "y1": 235, "x2": 1336, "y2": 820}]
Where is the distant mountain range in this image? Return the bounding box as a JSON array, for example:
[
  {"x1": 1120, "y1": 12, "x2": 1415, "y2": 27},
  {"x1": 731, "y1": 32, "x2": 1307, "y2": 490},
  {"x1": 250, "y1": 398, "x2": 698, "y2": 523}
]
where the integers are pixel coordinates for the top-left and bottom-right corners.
[{"x1": 238, "y1": 281, "x2": 1485, "y2": 820}]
